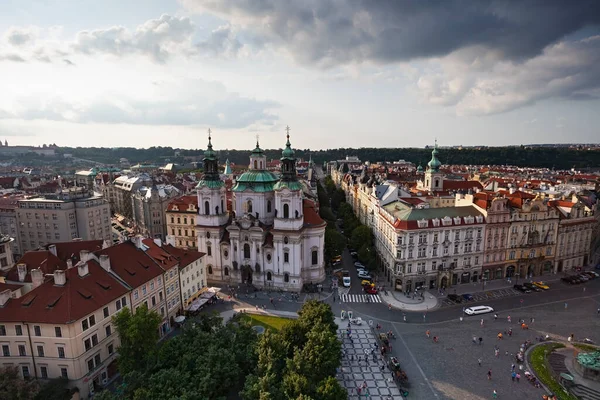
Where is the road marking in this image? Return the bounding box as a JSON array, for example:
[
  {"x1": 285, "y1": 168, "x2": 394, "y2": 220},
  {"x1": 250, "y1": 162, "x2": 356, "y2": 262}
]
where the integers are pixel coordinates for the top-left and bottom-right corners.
[
  {"x1": 339, "y1": 294, "x2": 383, "y2": 303},
  {"x1": 392, "y1": 323, "x2": 439, "y2": 399}
]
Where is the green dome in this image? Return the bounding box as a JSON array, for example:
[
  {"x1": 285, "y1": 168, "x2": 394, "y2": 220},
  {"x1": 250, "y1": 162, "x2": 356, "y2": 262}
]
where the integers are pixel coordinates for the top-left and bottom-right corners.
[
  {"x1": 251, "y1": 141, "x2": 264, "y2": 156},
  {"x1": 427, "y1": 142, "x2": 441, "y2": 171},
  {"x1": 204, "y1": 134, "x2": 216, "y2": 160},
  {"x1": 274, "y1": 180, "x2": 303, "y2": 191},
  {"x1": 281, "y1": 134, "x2": 295, "y2": 159},
  {"x1": 232, "y1": 170, "x2": 279, "y2": 192},
  {"x1": 196, "y1": 179, "x2": 224, "y2": 189},
  {"x1": 416, "y1": 164, "x2": 424, "y2": 173}
]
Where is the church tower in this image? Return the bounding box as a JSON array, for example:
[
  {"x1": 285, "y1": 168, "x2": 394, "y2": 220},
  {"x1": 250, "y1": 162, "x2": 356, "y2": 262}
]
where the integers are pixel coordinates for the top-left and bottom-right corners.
[
  {"x1": 274, "y1": 126, "x2": 304, "y2": 231},
  {"x1": 196, "y1": 130, "x2": 229, "y2": 227},
  {"x1": 424, "y1": 140, "x2": 444, "y2": 192}
]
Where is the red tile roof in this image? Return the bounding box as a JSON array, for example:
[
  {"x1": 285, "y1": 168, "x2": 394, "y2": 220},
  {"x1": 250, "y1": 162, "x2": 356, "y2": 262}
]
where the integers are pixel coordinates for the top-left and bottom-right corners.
[
  {"x1": 0, "y1": 282, "x2": 24, "y2": 292},
  {"x1": 0, "y1": 260, "x2": 129, "y2": 324},
  {"x1": 6, "y1": 251, "x2": 67, "y2": 283},
  {"x1": 303, "y1": 199, "x2": 326, "y2": 228},
  {"x1": 141, "y1": 239, "x2": 179, "y2": 271},
  {"x1": 443, "y1": 180, "x2": 483, "y2": 191},
  {"x1": 95, "y1": 241, "x2": 165, "y2": 289},
  {"x1": 167, "y1": 195, "x2": 197, "y2": 212},
  {"x1": 161, "y1": 244, "x2": 205, "y2": 267},
  {"x1": 46, "y1": 240, "x2": 105, "y2": 263}
]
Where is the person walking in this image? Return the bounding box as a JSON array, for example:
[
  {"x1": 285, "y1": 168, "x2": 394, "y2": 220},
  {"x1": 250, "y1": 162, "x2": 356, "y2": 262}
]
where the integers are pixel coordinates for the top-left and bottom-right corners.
[
  {"x1": 473, "y1": 336, "x2": 478, "y2": 344},
  {"x1": 564, "y1": 302, "x2": 568, "y2": 310},
  {"x1": 426, "y1": 330, "x2": 431, "y2": 338},
  {"x1": 507, "y1": 315, "x2": 511, "y2": 323},
  {"x1": 479, "y1": 337, "x2": 483, "y2": 345},
  {"x1": 487, "y1": 370, "x2": 492, "y2": 380},
  {"x1": 478, "y1": 358, "x2": 482, "y2": 367},
  {"x1": 388, "y1": 304, "x2": 392, "y2": 311},
  {"x1": 511, "y1": 371, "x2": 516, "y2": 382},
  {"x1": 516, "y1": 373, "x2": 521, "y2": 382},
  {"x1": 481, "y1": 318, "x2": 484, "y2": 327},
  {"x1": 493, "y1": 389, "x2": 498, "y2": 398},
  {"x1": 494, "y1": 314, "x2": 498, "y2": 320}
]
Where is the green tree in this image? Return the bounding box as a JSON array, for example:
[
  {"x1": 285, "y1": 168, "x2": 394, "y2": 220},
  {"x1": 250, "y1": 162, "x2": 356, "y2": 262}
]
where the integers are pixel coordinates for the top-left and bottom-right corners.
[
  {"x1": 315, "y1": 376, "x2": 347, "y2": 400},
  {"x1": 0, "y1": 366, "x2": 40, "y2": 400},
  {"x1": 324, "y1": 227, "x2": 345, "y2": 262},
  {"x1": 297, "y1": 300, "x2": 337, "y2": 336},
  {"x1": 34, "y1": 378, "x2": 73, "y2": 400},
  {"x1": 350, "y1": 225, "x2": 373, "y2": 253},
  {"x1": 112, "y1": 304, "x2": 162, "y2": 375}
]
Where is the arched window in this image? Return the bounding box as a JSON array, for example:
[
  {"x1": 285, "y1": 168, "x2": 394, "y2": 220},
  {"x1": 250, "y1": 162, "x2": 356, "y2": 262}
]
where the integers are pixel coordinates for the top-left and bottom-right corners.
[
  {"x1": 243, "y1": 243, "x2": 250, "y2": 259},
  {"x1": 267, "y1": 200, "x2": 272, "y2": 213},
  {"x1": 283, "y1": 203, "x2": 289, "y2": 219},
  {"x1": 224, "y1": 267, "x2": 229, "y2": 276},
  {"x1": 207, "y1": 265, "x2": 213, "y2": 274},
  {"x1": 255, "y1": 263, "x2": 260, "y2": 273},
  {"x1": 284, "y1": 273, "x2": 290, "y2": 283},
  {"x1": 435, "y1": 179, "x2": 440, "y2": 188},
  {"x1": 247, "y1": 200, "x2": 253, "y2": 213},
  {"x1": 215, "y1": 206, "x2": 219, "y2": 214},
  {"x1": 221, "y1": 199, "x2": 224, "y2": 213},
  {"x1": 259, "y1": 161, "x2": 263, "y2": 169},
  {"x1": 253, "y1": 160, "x2": 258, "y2": 169},
  {"x1": 207, "y1": 243, "x2": 211, "y2": 256},
  {"x1": 204, "y1": 201, "x2": 209, "y2": 215},
  {"x1": 311, "y1": 250, "x2": 318, "y2": 265},
  {"x1": 266, "y1": 271, "x2": 272, "y2": 281}
]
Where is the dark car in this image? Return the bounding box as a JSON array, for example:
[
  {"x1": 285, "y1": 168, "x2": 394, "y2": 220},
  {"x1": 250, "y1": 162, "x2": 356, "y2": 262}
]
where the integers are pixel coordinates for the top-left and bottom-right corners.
[
  {"x1": 514, "y1": 284, "x2": 531, "y2": 293},
  {"x1": 523, "y1": 282, "x2": 541, "y2": 292},
  {"x1": 462, "y1": 293, "x2": 474, "y2": 301},
  {"x1": 448, "y1": 294, "x2": 463, "y2": 303},
  {"x1": 561, "y1": 277, "x2": 574, "y2": 284}
]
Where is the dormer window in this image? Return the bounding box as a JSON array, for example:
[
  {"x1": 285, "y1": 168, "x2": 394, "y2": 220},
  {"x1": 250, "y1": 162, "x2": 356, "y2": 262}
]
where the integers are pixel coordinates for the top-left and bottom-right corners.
[
  {"x1": 453, "y1": 217, "x2": 461, "y2": 225},
  {"x1": 432, "y1": 218, "x2": 440, "y2": 227},
  {"x1": 442, "y1": 217, "x2": 452, "y2": 226},
  {"x1": 417, "y1": 219, "x2": 429, "y2": 228}
]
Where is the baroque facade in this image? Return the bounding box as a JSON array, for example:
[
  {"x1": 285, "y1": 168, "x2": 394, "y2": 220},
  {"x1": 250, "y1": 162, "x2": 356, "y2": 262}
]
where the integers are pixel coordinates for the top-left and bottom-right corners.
[{"x1": 196, "y1": 131, "x2": 326, "y2": 291}]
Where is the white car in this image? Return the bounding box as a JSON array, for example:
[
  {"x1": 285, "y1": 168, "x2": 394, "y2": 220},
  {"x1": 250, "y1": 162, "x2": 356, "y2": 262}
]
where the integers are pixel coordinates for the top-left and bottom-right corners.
[
  {"x1": 354, "y1": 262, "x2": 364, "y2": 267},
  {"x1": 342, "y1": 276, "x2": 351, "y2": 287},
  {"x1": 357, "y1": 272, "x2": 372, "y2": 280},
  {"x1": 464, "y1": 306, "x2": 494, "y2": 316}
]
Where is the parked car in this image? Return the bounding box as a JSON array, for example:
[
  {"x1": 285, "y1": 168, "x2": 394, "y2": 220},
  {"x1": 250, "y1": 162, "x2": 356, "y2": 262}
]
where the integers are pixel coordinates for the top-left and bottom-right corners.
[
  {"x1": 523, "y1": 282, "x2": 541, "y2": 292},
  {"x1": 361, "y1": 279, "x2": 373, "y2": 286},
  {"x1": 354, "y1": 262, "x2": 364, "y2": 267},
  {"x1": 587, "y1": 271, "x2": 599, "y2": 278},
  {"x1": 577, "y1": 275, "x2": 589, "y2": 282},
  {"x1": 357, "y1": 271, "x2": 372, "y2": 280},
  {"x1": 365, "y1": 286, "x2": 378, "y2": 294},
  {"x1": 561, "y1": 277, "x2": 575, "y2": 285},
  {"x1": 514, "y1": 284, "x2": 531, "y2": 293},
  {"x1": 462, "y1": 293, "x2": 474, "y2": 301},
  {"x1": 448, "y1": 294, "x2": 463, "y2": 303},
  {"x1": 464, "y1": 306, "x2": 494, "y2": 315},
  {"x1": 532, "y1": 281, "x2": 550, "y2": 290},
  {"x1": 350, "y1": 251, "x2": 358, "y2": 258}
]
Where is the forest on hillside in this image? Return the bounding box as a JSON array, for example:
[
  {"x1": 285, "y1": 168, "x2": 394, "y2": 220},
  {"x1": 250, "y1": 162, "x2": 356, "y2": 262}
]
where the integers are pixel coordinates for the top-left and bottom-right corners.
[{"x1": 55, "y1": 145, "x2": 600, "y2": 170}]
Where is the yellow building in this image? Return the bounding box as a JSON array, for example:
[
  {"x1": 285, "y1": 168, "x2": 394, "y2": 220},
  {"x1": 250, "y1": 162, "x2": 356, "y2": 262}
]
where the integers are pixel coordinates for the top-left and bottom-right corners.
[{"x1": 166, "y1": 195, "x2": 198, "y2": 249}]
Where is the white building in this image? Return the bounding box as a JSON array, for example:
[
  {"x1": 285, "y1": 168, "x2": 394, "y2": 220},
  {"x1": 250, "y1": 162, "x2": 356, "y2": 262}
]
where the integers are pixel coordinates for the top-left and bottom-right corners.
[{"x1": 196, "y1": 132, "x2": 326, "y2": 291}]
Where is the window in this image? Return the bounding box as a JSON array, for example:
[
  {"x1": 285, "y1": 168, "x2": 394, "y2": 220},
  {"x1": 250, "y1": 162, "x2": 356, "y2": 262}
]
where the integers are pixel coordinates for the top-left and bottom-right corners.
[
  {"x1": 58, "y1": 347, "x2": 65, "y2": 358},
  {"x1": 22, "y1": 366, "x2": 29, "y2": 378},
  {"x1": 284, "y1": 273, "x2": 290, "y2": 283},
  {"x1": 60, "y1": 368, "x2": 68, "y2": 379},
  {"x1": 267, "y1": 200, "x2": 272, "y2": 213},
  {"x1": 108, "y1": 343, "x2": 114, "y2": 355},
  {"x1": 37, "y1": 345, "x2": 44, "y2": 357},
  {"x1": 82, "y1": 319, "x2": 89, "y2": 331},
  {"x1": 55, "y1": 327, "x2": 62, "y2": 337},
  {"x1": 15, "y1": 325, "x2": 22, "y2": 336},
  {"x1": 267, "y1": 271, "x2": 272, "y2": 281},
  {"x1": 283, "y1": 203, "x2": 289, "y2": 218},
  {"x1": 0, "y1": 325, "x2": 5, "y2": 336},
  {"x1": 224, "y1": 267, "x2": 229, "y2": 276},
  {"x1": 106, "y1": 325, "x2": 112, "y2": 337},
  {"x1": 243, "y1": 243, "x2": 250, "y2": 259},
  {"x1": 84, "y1": 338, "x2": 91, "y2": 351},
  {"x1": 122, "y1": 297, "x2": 127, "y2": 307},
  {"x1": 207, "y1": 244, "x2": 212, "y2": 256},
  {"x1": 92, "y1": 334, "x2": 98, "y2": 346},
  {"x1": 311, "y1": 250, "x2": 318, "y2": 265},
  {"x1": 204, "y1": 201, "x2": 210, "y2": 215},
  {"x1": 19, "y1": 344, "x2": 26, "y2": 356},
  {"x1": 151, "y1": 296, "x2": 156, "y2": 307},
  {"x1": 134, "y1": 290, "x2": 139, "y2": 300},
  {"x1": 87, "y1": 359, "x2": 94, "y2": 372},
  {"x1": 40, "y1": 366, "x2": 48, "y2": 379},
  {"x1": 2, "y1": 345, "x2": 9, "y2": 356},
  {"x1": 142, "y1": 286, "x2": 147, "y2": 296},
  {"x1": 208, "y1": 265, "x2": 213, "y2": 274},
  {"x1": 284, "y1": 252, "x2": 289, "y2": 263},
  {"x1": 247, "y1": 200, "x2": 253, "y2": 213}
]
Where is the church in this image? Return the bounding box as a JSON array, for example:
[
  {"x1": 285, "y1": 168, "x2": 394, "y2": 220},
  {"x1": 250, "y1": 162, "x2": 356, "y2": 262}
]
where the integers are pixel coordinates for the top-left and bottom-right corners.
[{"x1": 195, "y1": 130, "x2": 326, "y2": 291}]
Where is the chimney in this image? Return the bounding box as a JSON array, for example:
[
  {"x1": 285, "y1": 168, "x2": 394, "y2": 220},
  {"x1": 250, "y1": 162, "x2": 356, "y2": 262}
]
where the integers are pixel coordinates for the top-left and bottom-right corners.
[
  {"x1": 509, "y1": 187, "x2": 516, "y2": 194},
  {"x1": 132, "y1": 236, "x2": 143, "y2": 249},
  {"x1": 102, "y1": 239, "x2": 111, "y2": 249},
  {"x1": 0, "y1": 289, "x2": 11, "y2": 307},
  {"x1": 165, "y1": 235, "x2": 176, "y2": 246},
  {"x1": 48, "y1": 244, "x2": 57, "y2": 257},
  {"x1": 153, "y1": 238, "x2": 162, "y2": 247},
  {"x1": 31, "y1": 268, "x2": 44, "y2": 288},
  {"x1": 78, "y1": 262, "x2": 89, "y2": 277},
  {"x1": 66, "y1": 259, "x2": 73, "y2": 268},
  {"x1": 99, "y1": 255, "x2": 111, "y2": 272},
  {"x1": 17, "y1": 263, "x2": 27, "y2": 282},
  {"x1": 53, "y1": 269, "x2": 66, "y2": 286},
  {"x1": 79, "y1": 250, "x2": 90, "y2": 263}
]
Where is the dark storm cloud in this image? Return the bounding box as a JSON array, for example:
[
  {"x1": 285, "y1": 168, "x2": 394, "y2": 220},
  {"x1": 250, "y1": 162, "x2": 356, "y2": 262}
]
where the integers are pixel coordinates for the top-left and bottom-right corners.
[{"x1": 184, "y1": 0, "x2": 600, "y2": 65}]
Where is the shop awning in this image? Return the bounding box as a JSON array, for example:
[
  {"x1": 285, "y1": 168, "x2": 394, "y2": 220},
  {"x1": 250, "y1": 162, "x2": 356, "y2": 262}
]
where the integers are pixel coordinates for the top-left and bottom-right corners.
[{"x1": 186, "y1": 298, "x2": 209, "y2": 312}]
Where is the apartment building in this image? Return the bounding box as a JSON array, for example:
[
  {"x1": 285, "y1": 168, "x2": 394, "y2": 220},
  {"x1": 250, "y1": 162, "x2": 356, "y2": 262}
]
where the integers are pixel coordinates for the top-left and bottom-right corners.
[
  {"x1": 111, "y1": 175, "x2": 151, "y2": 219},
  {"x1": 0, "y1": 235, "x2": 14, "y2": 271},
  {"x1": 131, "y1": 184, "x2": 180, "y2": 240},
  {"x1": 16, "y1": 188, "x2": 111, "y2": 253},
  {"x1": 162, "y1": 243, "x2": 206, "y2": 308},
  {"x1": 0, "y1": 196, "x2": 23, "y2": 257},
  {"x1": 503, "y1": 191, "x2": 559, "y2": 279},
  {"x1": 377, "y1": 203, "x2": 485, "y2": 292},
  {"x1": 0, "y1": 260, "x2": 129, "y2": 398},
  {"x1": 551, "y1": 196, "x2": 596, "y2": 272},
  {"x1": 165, "y1": 195, "x2": 198, "y2": 249}
]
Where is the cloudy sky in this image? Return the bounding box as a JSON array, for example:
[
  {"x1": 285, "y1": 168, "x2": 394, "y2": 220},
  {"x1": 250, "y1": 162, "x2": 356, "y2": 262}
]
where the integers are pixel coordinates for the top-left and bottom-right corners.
[{"x1": 1, "y1": 0, "x2": 599, "y2": 150}]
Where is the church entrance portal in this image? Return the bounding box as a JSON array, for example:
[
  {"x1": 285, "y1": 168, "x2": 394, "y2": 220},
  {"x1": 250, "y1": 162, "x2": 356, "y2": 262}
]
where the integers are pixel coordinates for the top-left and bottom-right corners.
[{"x1": 242, "y1": 265, "x2": 253, "y2": 284}]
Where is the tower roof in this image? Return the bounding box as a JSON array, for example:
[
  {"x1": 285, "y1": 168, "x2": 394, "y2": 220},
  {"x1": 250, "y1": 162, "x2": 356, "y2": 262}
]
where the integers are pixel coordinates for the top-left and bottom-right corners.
[
  {"x1": 427, "y1": 140, "x2": 441, "y2": 172},
  {"x1": 281, "y1": 126, "x2": 295, "y2": 159},
  {"x1": 203, "y1": 130, "x2": 217, "y2": 161},
  {"x1": 251, "y1": 139, "x2": 264, "y2": 156}
]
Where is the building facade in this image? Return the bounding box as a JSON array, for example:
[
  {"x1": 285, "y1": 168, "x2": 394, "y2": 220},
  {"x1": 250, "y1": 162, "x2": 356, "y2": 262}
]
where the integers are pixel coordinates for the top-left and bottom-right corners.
[
  {"x1": 0, "y1": 235, "x2": 15, "y2": 271},
  {"x1": 16, "y1": 189, "x2": 111, "y2": 253},
  {"x1": 197, "y1": 132, "x2": 326, "y2": 291},
  {"x1": 131, "y1": 185, "x2": 180, "y2": 240},
  {"x1": 165, "y1": 195, "x2": 198, "y2": 249},
  {"x1": 0, "y1": 196, "x2": 23, "y2": 258}
]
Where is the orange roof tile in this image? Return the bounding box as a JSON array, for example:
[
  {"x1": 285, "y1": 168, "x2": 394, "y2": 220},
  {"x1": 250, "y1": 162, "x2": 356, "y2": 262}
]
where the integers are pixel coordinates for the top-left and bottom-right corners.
[{"x1": 6, "y1": 251, "x2": 67, "y2": 283}]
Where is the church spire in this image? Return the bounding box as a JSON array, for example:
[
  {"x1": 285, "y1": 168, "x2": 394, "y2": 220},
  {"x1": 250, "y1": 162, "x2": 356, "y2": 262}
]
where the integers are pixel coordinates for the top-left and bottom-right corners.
[
  {"x1": 202, "y1": 128, "x2": 219, "y2": 181},
  {"x1": 280, "y1": 125, "x2": 297, "y2": 180},
  {"x1": 427, "y1": 139, "x2": 441, "y2": 172}
]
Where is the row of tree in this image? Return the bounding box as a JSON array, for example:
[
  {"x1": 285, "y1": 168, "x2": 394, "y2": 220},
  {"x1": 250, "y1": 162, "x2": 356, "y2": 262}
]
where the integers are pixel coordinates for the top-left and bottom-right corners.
[
  {"x1": 0, "y1": 368, "x2": 73, "y2": 400},
  {"x1": 94, "y1": 300, "x2": 345, "y2": 400},
  {"x1": 58, "y1": 145, "x2": 600, "y2": 169},
  {"x1": 242, "y1": 300, "x2": 346, "y2": 399}
]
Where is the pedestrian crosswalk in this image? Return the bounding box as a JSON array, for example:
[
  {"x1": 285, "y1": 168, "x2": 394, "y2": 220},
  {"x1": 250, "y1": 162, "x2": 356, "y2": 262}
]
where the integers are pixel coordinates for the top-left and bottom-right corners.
[{"x1": 339, "y1": 294, "x2": 382, "y2": 303}]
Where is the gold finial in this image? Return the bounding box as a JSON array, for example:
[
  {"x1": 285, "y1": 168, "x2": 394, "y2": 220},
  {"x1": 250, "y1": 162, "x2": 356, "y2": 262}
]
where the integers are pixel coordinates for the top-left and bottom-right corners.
[{"x1": 285, "y1": 125, "x2": 291, "y2": 140}]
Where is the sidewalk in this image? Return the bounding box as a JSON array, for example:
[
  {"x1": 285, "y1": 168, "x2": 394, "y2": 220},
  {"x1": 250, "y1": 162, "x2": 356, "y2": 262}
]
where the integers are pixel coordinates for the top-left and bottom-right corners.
[
  {"x1": 380, "y1": 289, "x2": 439, "y2": 312},
  {"x1": 431, "y1": 274, "x2": 563, "y2": 298}
]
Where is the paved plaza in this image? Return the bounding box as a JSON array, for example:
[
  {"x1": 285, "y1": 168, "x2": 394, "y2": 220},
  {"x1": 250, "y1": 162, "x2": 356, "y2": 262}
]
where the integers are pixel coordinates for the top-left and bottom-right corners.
[{"x1": 337, "y1": 325, "x2": 404, "y2": 399}]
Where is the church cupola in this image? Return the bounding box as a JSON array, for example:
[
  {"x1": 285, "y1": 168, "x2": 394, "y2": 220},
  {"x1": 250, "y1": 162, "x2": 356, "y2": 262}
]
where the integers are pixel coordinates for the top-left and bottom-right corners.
[
  {"x1": 249, "y1": 138, "x2": 266, "y2": 170},
  {"x1": 280, "y1": 126, "x2": 297, "y2": 181},
  {"x1": 423, "y1": 140, "x2": 444, "y2": 192},
  {"x1": 427, "y1": 140, "x2": 442, "y2": 172},
  {"x1": 196, "y1": 129, "x2": 224, "y2": 190}
]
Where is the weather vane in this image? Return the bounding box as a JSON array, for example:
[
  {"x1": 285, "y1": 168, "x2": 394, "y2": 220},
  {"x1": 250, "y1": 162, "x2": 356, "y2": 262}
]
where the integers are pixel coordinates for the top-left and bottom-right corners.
[
  {"x1": 208, "y1": 128, "x2": 212, "y2": 140},
  {"x1": 285, "y1": 125, "x2": 291, "y2": 138}
]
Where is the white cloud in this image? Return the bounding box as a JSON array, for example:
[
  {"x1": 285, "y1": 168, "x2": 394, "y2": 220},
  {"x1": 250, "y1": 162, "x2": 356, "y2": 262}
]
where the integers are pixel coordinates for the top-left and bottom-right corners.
[
  {"x1": 4, "y1": 27, "x2": 36, "y2": 46},
  {"x1": 415, "y1": 36, "x2": 600, "y2": 116}
]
